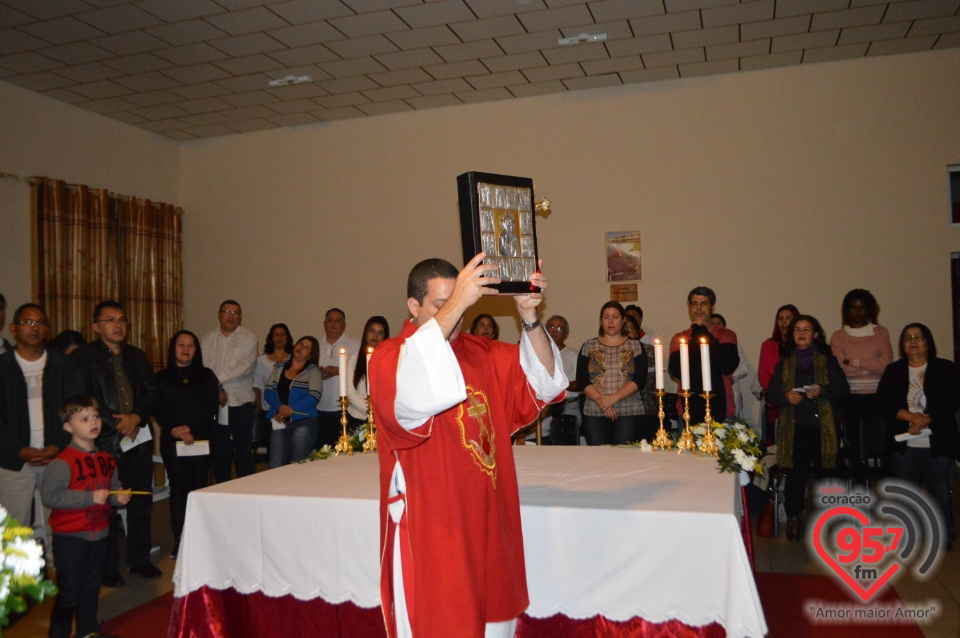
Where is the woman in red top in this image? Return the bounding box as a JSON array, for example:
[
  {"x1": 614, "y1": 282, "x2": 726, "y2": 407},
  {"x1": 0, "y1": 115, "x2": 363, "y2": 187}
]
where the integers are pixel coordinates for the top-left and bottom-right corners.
[{"x1": 758, "y1": 304, "x2": 799, "y2": 436}]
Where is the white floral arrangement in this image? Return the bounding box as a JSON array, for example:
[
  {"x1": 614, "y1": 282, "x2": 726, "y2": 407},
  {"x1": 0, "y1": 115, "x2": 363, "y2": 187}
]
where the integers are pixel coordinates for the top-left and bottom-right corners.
[
  {"x1": 0, "y1": 506, "x2": 57, "y2": 632},
  {"x1": 690, "y1": 419, "x2": 765, "y2": 476}
]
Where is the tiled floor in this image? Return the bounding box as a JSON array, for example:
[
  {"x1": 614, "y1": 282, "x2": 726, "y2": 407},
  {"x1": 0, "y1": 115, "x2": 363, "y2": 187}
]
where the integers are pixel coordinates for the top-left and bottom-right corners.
[{"x1": 9, "y1": 463, "x2": 960, "y2": 637}]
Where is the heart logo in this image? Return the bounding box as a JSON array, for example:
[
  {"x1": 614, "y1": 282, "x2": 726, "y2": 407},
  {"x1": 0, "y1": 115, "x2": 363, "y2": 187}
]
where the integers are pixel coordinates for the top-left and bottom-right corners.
[{"x1": 811, "y1": 506, "x2": 899, "y2": 602}]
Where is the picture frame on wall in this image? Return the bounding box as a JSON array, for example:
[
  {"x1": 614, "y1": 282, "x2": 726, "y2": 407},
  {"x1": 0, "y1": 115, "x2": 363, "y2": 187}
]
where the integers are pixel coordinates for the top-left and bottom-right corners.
[
  {"x1": 457, "y1": 171, "x2": 540, "y2": 295},
  {"x1": 605, "y1": 231, "x2": 641, "y2": 282}
]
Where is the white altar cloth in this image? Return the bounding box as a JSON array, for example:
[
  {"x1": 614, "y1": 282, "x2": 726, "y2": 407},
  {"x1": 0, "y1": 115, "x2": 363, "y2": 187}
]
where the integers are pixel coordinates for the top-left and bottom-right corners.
[{"x1": 173, "y1": 446, "x2": 767, "y2": 637}]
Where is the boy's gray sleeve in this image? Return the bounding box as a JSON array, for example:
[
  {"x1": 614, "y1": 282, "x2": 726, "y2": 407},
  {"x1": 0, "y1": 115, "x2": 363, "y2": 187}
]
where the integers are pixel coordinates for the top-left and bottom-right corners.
[{"x1": 39, "y1": 459, "x2": 95, "y2": 510}]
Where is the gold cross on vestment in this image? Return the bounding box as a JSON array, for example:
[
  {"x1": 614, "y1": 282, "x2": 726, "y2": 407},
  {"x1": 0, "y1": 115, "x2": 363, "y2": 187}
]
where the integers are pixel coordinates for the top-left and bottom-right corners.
[{"x1": 467, "y1": 394, "x2": 487, "y2": 420}]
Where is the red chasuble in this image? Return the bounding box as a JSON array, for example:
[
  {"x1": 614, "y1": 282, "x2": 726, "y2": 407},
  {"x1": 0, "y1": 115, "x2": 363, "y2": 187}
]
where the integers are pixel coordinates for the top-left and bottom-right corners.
[{"x1": 371, "y1": 321, "x2": 555, "y2": 638}]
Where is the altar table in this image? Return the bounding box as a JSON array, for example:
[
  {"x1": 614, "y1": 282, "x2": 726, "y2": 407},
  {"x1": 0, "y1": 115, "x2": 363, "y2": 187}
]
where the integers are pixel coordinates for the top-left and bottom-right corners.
[{"x1": 170, "y1": 447, "x2": 767, "y2": 637}]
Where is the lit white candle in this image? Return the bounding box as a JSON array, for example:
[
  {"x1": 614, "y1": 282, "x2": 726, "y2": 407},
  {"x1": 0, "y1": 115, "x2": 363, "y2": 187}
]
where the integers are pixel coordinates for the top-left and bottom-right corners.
[
  {"x1": 700, "y1": 338, "x2": 712, "y2": 392},
  {"x1": 366, "y1": 347, "x2": 373, "y2": 395},
  {"x1": 654, "y1": 339, "x2": 664, "y2": 390},
  {"x1": 679, "y1": 338, "x2": 690, "y2": 390},
  {"x1": 339, "y1": 348, "x2": 347, "y2": 397}
]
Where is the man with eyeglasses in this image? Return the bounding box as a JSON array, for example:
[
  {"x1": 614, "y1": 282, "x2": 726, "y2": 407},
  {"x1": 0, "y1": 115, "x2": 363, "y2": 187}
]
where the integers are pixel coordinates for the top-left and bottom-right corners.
[
  {"x1": 201, "y1": 300, "x2": 258, "y2": 482},
  {"x1": 540, "y1": 315, "x2": 580, "y2": 444},
  {"x1": 73, "y1": 300, "x2": 160, "y2": 584},
  {"x1": 315, "y1": 308, "x2": 359, "y2": 449},
  {"x1": 0, "y1": 303, "x2": 85, "y2": 535}
]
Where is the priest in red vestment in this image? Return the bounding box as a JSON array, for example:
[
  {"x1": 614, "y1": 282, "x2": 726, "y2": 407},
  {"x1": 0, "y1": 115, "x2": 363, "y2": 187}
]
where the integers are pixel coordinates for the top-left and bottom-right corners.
[{"x1": 370, "y1": 254, "x2": 567, "y2": 638}]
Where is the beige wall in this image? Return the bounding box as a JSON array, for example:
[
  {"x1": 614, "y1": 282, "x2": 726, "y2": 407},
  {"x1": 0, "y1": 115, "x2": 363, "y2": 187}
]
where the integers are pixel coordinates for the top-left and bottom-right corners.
[
  {"x1": 0, "y1": 81, "x2": 180, "y2": 339},
  {"x1": 181, "y1": 49, "x2": 960, "y2": 392}
]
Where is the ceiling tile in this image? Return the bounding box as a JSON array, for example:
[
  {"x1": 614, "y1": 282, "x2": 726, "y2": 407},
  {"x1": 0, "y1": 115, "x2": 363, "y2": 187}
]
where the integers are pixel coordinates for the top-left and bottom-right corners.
[
  {"x1": 589, "y1": 0, "x2": 665, "y2": 22},
  {"x1": 228, "y1": 118, "x2": 279, "y2": 133},
  {"x1": 39, "y1": 87, "x2": 89, "y2": 103},
  {"x1": 541, "y1": 41, "x2": 610, "y2": 64},
  {"x1": 314, "y1": 91, "x2": 370, "y2": 107},
  {"x1": 464, "y1": 0, "x2": 547, "y2": 19},
  {"x1": 581, "y1": 54, "x2": 645, "y2": 74},
  {"x1": 4, "y1": 70, "x2": 76, "y2": 90},
  {"x1": 42, "y1": 41, "x2": 114, "y2": 63},
  {"x1": 620, "y1": 65, "x2": 680, "y2": 83},
  {"x1": 375, "y1": 47, "x2": 445, "y2": 69},
  {"x1": 179, "y1": 111, "x2": 232, "y2": 126},
  {"x1": 559, "y1": 20, "x2": 633, "y2": 41},
  {"x1": 140, "y1": 118, "x2": 193, "y2": 132},
  {"x1": 0, "y1": 51, "x2": 62, "y2": 73},
  {"x1": 741, "y1": 16, "x2": 811, "y2": 39},
  {"x1": 384, "y1": 25, "x2": 460, "y2": 49},
  {"x1": 123, "y1": 88, "x2": 181, "y2": 105},
  {"x1": 215, "y1": 73, "x2": 273, "y2": 91},
  {"x1": 909, "y1": 14, "x2": 960, "y2": 36},
  {"x1": 508, "y1": 79, "x2": 566, "y2": 97},
  {"x1": 867, "y1": 34, "x2": 938, "y2": 54},
  {"x1": 520, "y1": 61, "x2": 583, "y2": 82},
  {"x1": 321, "y1": 55, "x2": 386, "y2": 77},
  {"x1": 326, "y1": 34, "x2": 399, "y2": 57},
  {"x1": 629, "y1": 10, "x2": 702, "y2": 36},
  {"x1": 606, "y1": 33, "x2": 673, "y2": 56},
  {"x1": 884, "y1": 0, "x2": 960, "y2": 21},
  {"x1": 76, "y1": 4, "x2": 163, "y2": 33},
  {"x1": 54, "y1": 61, "x2": 123, "y2": 82},
  {"x1": 394, "y1": 0, "x2": 474, "y2": 29},
  {"x1": 665, "y1": 0, "x2": 737, "y2": 11},
  {"x1": 411, "y1": 76, "x2": 472, "y2": 95},
  {"x1": 672, "y1": 25, "x2": 739, "y2": 48},
  {"x1": 92, "y1": 30, "x2": 169, "y2": 55},
  {"x1": 268, "y1": 43, "x2": 340, "y2": 65},
  {"x1": 215, "y1": 0, "x2": 275, "y2": 9},
  {"x1": 102, "y1": 52, "x2": 173, "y2": 73},
  {"x1": 423, "y1": 59, "x2": 488, "y2": 79},
  {"x1": 360, "y1": 84, "x2": 419, "y2": 100},
  {"x1": 450, "y1": 15, "x2": 525, "y2": 42},
  {"x1": 266, "y1": 81, "x2": 329, "y2": 99},
  {"x1": 0, "y1": 5, "x2": 37, "y2": 29},
  {"x1": 147, "y1": 19, "x2": 229, "y2": 46},
  {"x1": 318, "y1": 74, "x2": 380, "y2": 92},
  {"x1": 776, "y1": 0, "x2": 849, "y2": 19},
  {"x1": 329, "y1": 10, "x2": 409, "y2": 37},
  {"x1": 465, "y1": 69, "x2": 526, "y2": 90},
  {"x1": 3, "y1": 0, "x2": 93, "y2": 21},
  {"x1": 771, "y1": 29, "x2": 840, "y2": 52},
  {"x1": 114, "y1": 70, "x2": 181, "y2": 91},
  {"x1": 642, "y1": 46, "x2": 705, "y2": 67},
  {"x1": 182, "y1": 123, "x2": 237, "y2": 137},
  {"x1": 162, "y1": 62, "x2": 232, "y2": 83},
  {"x1": 268, "y1": 0, "x2": 354, "y2": 24},
  {"x1": 680, "y1": 57, "x2": 739, "y2": 77},
  {"x1": 222, "y1": 104, "x2": 281, "y2": 119},
  {"x1": 215, "y1": 53, "x2": 285, "y2": 75},
  {"x1": 79, "y1": 96, "x2": 137, "y2": 114},
  {"x1": 68, "y1": 79, "x2": 132, "y2": 98},
  {"x1": 811, "y1": 6, "x2": 885, "y2": 30},
  {"x1": 219, "y1": 90, "x2": 278, "y2": 106},
  {"x1": 933, "y1": 30, "x2": 960, "y2": 47},
  {"x1": 802, "y1": 41, "x2": 868, "y2": 61},
  {"x1": 706, "y1": 38, "x2": 771, "y2": 59},
  {"x1": 0, "y1": 29, "x2": 49, "y2": 55},
  {"x1": 702, "y1": 1, "x2": 774, "y2": 28},
  {"x1": 313, "y1": 105, "x2": 365, "y2": 120},
  {"x1": 155, "y1": 42, "x2": 229, "y2": 65},
  {"x1": 481, "y1": 51, "x2": 547, "y2": 73},
  {"x1": 134, "y1": 0, "x2": 226, "y2": 23},
  {"x1": 264, "y1": 97, "x2": 320, "y2": 112},
  {"x1": 563, "y1": 73, "x2": 622, "y2": 90},
  {"x1": 357, "y1": 99, "x2": 413, "y2": 115},
  {"x1": 739, "y1": 49, "x2": 803, "y2": 69},
  {"x1": 838, "y1": 21, "x2": 911, "y2": 43},
  {"x1": 518, "y1": 5, "x2": 594, "y2": 32},
  {"x1": 497, "y1": 30, "x2": 561, "y2": 55},
  {"x1": 19, "y1": 16, "x2": 107, "y2": 44},
  {"x1": 204, "y1": 7, "x2": 290, "y2": 36},
  {"x1": 435, "y1": 39, "x2": 503, "y2": 62},
  {"x1": 405, "y1": 93, "x2": 462, "y2": 109},
  {"x1": 162, "y1": 129, "x2": 198, "y2": 140},
  {"x1": 367, "y1": 66, "x2": 433, "y2": 85},
  {"x1": 170, "y1": 82, "x2": 232, "y2": 99},
  {"x1": 209, "y1": 32, "x2": 287, "y2": 56},
  {"x1": 265, "y1": 111, "x2": 322, "y2": 126},
  {"x1": 268, "y1": 21, "x2": 345, "y2": 47}
]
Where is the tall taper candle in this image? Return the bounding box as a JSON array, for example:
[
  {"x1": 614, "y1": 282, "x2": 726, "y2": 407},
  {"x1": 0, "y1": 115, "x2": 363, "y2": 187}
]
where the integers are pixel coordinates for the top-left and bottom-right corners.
[
  {"x1": 679, "y1": 338, "x2": 690, "y2": 390},
  {"x1": 366, "y1": 347, "x2": 373, "y2": 395},
  {"x1": 700, "y1": 338, "x2": 712, "y2": 392},
  {"x1": 339, "y1": 348, "x2": 347, "y2": 397},
  {"x1": 654, "y1": 339, "x2": 664, "y2": 390}
]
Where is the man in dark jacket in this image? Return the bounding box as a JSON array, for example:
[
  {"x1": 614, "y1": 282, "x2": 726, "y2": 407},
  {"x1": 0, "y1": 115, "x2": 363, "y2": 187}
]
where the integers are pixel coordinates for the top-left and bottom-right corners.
[
  {"x1": 0, "y1": 303, "x2": 84, "y2": 529},
  {"x1": 73, "y1": 300, "x2": 159, "y2": 584}
]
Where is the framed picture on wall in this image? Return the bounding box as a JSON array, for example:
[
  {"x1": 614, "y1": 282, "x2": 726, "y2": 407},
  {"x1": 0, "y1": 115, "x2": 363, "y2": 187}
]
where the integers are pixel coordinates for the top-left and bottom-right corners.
[
  {"x1": 605, "y1": 231, "x2": 641, "y2": 282},
  {"x1": 457, "y1": 171, "x2": 539, "y2": 294}
]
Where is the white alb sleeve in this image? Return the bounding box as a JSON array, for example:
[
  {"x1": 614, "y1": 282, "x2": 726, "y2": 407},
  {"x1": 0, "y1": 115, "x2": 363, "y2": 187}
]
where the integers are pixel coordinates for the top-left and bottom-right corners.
[
  {"x1": 518, "y1": 329, "x2": 568, "y2": 403},
  {"x1": 394, "y1": 319, "x2": 467, "y2": 430}
]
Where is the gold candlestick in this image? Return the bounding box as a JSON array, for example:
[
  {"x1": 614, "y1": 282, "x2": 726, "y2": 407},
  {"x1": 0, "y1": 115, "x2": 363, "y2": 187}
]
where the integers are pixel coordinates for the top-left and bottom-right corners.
[
  {"x1": 652, "y1": 389, "x2": 672, "y2": 450},
  {"x1": 676, "y1": 390, "x2": 696, "y2": 453},
  {"x1": 362, "y1": 397, "x2": 377, "y2": 453},
  {"x1": 334, "y1": 396, "x2": 353, "y2": 456},
  {"x1": 698, "y1": 391, "x2": 719, "y2": 456}
]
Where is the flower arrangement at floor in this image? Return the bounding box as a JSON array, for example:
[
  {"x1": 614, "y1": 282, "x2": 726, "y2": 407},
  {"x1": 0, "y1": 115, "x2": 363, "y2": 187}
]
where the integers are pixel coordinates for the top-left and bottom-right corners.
[
  {"x1": 690, "y1": 419, "x2": 765, "y2": 476},
  {"x1": 0, "y1": 506, "x2": 57, "y2": 634}
]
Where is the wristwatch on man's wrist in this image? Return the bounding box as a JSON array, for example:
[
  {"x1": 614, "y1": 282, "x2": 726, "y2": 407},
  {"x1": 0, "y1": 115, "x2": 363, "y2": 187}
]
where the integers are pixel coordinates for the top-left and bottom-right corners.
[{"x1": 521, "y1": 314, "x2": 541, "y2": 332}]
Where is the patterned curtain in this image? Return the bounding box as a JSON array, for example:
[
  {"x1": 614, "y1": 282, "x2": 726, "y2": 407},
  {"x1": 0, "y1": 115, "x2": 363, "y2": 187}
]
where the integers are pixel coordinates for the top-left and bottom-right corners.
[{"x1": 32, "y1": 177, "x2": 183, "y2": 371}]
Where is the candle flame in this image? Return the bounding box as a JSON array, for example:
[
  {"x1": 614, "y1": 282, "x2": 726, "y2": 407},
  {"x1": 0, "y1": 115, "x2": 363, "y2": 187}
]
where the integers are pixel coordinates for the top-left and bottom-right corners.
[
  {"x1": 654, "y1": 338, "x2": 660, "y2": 345},
  {"x1": 340, "y1": 348, "x2": 346, "y2": 354},
  {"x1": 367, "y1": 347, "x2": 374, "y2": 354},
  {"x1": 701, "y1": 338, "x2": 707, "y2": 344}
]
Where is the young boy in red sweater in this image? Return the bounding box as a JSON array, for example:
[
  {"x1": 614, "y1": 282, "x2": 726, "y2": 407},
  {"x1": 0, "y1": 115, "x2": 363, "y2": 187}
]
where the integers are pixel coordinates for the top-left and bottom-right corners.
[{"x1": 40, "y1": 395, "x2": 132, "y2": 638}]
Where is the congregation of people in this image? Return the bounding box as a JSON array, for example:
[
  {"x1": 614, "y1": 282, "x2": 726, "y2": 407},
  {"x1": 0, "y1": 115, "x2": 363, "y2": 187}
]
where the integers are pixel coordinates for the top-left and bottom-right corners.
[{"x1": 0, "y1": 280, "x2": 957, "y2": 635}]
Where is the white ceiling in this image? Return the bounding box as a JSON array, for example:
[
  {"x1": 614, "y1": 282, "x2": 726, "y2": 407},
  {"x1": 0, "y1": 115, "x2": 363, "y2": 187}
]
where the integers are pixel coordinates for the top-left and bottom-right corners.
[{"x1": 1, "y1": 0, "x2": 957, "y2": 140}]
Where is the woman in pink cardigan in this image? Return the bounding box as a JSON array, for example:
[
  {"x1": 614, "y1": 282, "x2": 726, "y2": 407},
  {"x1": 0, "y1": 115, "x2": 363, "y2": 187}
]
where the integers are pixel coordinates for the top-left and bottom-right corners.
[{"x1": 829, "y1": 289, "x2": 893, "y2": 481}]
